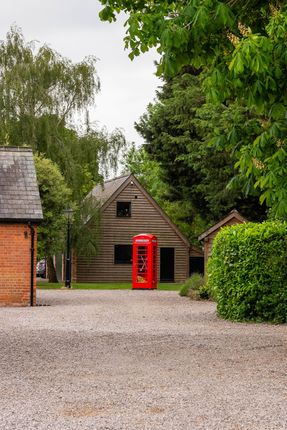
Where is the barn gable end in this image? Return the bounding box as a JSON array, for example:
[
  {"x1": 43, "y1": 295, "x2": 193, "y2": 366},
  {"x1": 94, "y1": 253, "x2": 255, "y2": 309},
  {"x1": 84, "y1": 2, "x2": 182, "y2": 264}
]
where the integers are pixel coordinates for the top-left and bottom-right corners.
[{"x1": 76, "y1": 174, "x2": 190, "y2": 283}]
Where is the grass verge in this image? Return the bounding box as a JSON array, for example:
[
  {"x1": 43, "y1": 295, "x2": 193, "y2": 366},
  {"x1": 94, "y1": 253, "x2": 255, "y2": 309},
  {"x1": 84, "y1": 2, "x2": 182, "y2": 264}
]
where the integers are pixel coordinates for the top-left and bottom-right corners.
[{"x1": 37, "y1": 281, "x2": 181, "y2": 291}]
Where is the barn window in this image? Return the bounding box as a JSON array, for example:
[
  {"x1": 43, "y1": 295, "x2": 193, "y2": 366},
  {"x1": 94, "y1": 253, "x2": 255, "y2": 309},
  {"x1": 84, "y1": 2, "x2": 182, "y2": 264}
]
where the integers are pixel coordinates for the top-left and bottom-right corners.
[
  {"x1": 114, "y1": 245, "x2": 132, "y2": 264},
  {"x1": 117, "y1": 201, "x2": 131, "y2": 217}
]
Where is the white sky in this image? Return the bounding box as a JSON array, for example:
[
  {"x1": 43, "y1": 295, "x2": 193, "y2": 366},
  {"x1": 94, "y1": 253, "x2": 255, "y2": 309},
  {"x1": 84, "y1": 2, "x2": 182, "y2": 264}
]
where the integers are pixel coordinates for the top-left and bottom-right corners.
[{"x1": 0, "y1": 0, "x2": 161, "y2": 146}]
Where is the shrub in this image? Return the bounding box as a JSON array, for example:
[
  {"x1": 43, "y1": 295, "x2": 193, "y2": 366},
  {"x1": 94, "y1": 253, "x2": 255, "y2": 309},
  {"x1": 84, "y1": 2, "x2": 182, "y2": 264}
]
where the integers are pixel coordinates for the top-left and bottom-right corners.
[
  {"x1": 179, "y1": 273, "x2": 209, "y2": 300},
  {"x1": 208, "y1": 221, "x2": 287, "y2": 323},
  {"x1": 198, "y1": 284, "x2": 210, "y2": 300}
]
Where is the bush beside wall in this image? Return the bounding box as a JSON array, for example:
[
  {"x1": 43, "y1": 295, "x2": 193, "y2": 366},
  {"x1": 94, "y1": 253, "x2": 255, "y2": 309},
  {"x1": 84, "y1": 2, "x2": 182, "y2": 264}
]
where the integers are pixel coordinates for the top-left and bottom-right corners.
[
  {"x1": 179, "y1": 273, "x2": 209, "y2": 300},
  {"x1": 208, "y1": 221, "x2": 287, "y2": 323}
]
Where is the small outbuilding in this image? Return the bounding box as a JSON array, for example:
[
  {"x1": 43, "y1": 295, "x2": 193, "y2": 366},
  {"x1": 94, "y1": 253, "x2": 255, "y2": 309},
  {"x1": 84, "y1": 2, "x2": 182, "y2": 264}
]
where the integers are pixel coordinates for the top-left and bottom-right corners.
[
  {"x1": 0, "y1": 147, "x2": 43, "y2": 306},
  {"x1": 198, "y1": 210, "x2": 247, "y2": 271}
]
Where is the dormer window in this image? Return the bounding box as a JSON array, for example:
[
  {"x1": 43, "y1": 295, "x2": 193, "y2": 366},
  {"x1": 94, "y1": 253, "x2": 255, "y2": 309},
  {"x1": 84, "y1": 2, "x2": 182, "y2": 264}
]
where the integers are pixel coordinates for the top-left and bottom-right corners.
[{"x1": 117, "y1": 201, "x2": 131, "y2": 217}]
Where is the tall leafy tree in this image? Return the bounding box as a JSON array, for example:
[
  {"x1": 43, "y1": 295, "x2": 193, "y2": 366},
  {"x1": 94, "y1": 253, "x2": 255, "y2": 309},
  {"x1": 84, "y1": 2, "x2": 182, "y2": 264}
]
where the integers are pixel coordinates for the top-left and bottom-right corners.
[
  {"x1": 0, "y1": 26, "x2": 98, "y2": 147},
  {"x1": 123, "y1": 143, "x2": 166, "y2": 201},
  {"x1": 123, "y1": 144, "x2": 207, "y2": 242},
  {"x1": 35, "y1": 155, "x2": 71, "y2": 282},
  {"x1": 99, "y1": 1, "x2": 287, "y2": 216},
  {"x1": 0, "y1": 27, "x2": 99, "y2": 147},
  {"x1": 0, "y1": 26, "x2": 126, "y2": 200},
  {"x1": 0, "y1": 27, "x2": 126, "y2": 279},
  {"x1": 34, "y1": 118, "x2": 126, "y2": 201},
  {"x1": 35, "y1": 155, "x2": 102, "y2": 282},
  {"x1": 133, "y1": 73, "x2": 266, "y2": 238}
]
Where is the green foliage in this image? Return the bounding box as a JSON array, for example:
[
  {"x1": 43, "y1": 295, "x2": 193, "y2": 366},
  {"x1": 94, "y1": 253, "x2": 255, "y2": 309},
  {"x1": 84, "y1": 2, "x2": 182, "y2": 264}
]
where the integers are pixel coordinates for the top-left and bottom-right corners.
[
  {"x1": 0, "y1": 26, "x2": 99, "y2": 148},
  {"x1": 208, "y1": 221, "x2": 287, "y2": 323},
  {"x1": 99, "y1": 0, "x2": 238, "y2": 74},
  {"x1": 47, "y1": 124, "x2": 126, "y2": 201},
  {"x1": 99, "y1": 1, "x2": 287, "y2": 216},
  {"x1": 0, "y1": 27, "x2": 127, "y2": 280},
  {"x1": 134, "y1": 73, "x2": 266, "y2": 241},
  {"x1": 35, "y1": 155, "x2": 71, "y2": 258},
  {"x1": 179, "y1": 273, "x2": 208, "y2": 299},
  {"x1": 0, "y1": 27, "x2": 126, "y2": 202},
  {"x1": 179, "y1": 282, "x2": 191, "y2": 297},
  {"x1": 198, "y1": 284, "x2": 210, "y2": 300},
  {"x1": 124, "y1": 144, "x2": 192, "y2": 236},
  {"x1": 98, "y1": 1, "x2": 267, "y2": 76},
  {"x1": 71, "y1": 196, "x2": 101, "y2": 258},
  {"x1": 123, "y1": 143, "x2": 207, "y2": 242},
  {"x1": 123, "y1": 143, "x2": 166, "y2": 202}
]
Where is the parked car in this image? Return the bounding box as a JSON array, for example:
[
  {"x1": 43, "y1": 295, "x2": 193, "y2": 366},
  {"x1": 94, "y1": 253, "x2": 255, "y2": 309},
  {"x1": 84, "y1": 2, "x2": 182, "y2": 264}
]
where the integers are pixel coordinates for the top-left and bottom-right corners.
[{"x1": 36, "y1": 259, "x2": 46, "y2": 278}]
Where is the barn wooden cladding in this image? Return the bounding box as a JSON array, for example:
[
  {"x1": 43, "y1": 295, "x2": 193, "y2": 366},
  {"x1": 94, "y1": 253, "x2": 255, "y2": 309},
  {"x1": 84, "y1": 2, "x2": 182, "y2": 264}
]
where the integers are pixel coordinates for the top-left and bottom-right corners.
[{"x1": 75, "y1": 173, "x2": 199, "y2": 283}]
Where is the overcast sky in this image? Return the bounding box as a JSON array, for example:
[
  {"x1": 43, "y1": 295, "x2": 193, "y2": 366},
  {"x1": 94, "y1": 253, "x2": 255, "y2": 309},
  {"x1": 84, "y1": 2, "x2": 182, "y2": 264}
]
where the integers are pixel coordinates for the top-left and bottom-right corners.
[{"x1": 0, "y1": 0, "x2": 161, "y2": 146}]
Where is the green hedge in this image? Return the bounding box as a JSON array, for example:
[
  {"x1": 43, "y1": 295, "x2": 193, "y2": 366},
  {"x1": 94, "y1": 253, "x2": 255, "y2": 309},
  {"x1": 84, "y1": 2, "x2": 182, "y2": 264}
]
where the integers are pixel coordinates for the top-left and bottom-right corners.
[{"x1": 208, "y1": 221, "x2": 287, "y2": 323}]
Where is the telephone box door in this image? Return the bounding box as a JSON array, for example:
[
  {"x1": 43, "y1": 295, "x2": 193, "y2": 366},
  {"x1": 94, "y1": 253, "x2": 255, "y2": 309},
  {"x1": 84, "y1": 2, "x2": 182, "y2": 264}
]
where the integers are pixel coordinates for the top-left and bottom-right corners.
[{"x1": 132, "y1": 234, "x2": 157, "y2": 289}]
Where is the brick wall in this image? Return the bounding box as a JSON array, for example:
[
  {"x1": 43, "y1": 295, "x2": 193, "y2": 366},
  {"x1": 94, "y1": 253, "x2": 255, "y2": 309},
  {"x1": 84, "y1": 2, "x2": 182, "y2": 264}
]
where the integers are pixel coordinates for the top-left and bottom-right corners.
[{"x1": 0, "y1": 223, "x2": 37, "y2": 306}]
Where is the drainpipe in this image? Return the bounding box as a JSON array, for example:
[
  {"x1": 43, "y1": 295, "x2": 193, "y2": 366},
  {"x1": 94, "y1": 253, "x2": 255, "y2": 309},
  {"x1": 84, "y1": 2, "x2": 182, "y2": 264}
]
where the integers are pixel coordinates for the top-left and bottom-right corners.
[{"x1": 28, "y1": 222, "x2": 35, "y2": 307}]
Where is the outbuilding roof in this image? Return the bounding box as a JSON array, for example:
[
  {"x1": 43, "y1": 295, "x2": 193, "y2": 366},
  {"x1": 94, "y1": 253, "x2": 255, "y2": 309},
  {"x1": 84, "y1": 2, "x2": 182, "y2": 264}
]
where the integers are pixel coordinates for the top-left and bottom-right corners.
[
  {"x1": 0, "y1": 147, "x2": 43, "y2": 222},
  {"x1": 198, "y1": 209, "x2": 247, "y2": 241}
]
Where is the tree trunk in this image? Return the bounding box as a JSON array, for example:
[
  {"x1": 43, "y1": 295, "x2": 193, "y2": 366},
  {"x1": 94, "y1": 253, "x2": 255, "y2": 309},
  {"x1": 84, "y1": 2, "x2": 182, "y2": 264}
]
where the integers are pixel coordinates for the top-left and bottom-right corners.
[{"x1": 47, "y1": 255, "x2": 58, "y2": 283}]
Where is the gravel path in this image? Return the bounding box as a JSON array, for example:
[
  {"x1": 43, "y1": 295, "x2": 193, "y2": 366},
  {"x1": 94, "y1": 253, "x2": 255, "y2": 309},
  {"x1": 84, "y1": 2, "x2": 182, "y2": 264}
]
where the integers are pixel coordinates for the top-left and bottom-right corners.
[{"x1": 0, "y1": 290, "x2": 287, "y2": 430}]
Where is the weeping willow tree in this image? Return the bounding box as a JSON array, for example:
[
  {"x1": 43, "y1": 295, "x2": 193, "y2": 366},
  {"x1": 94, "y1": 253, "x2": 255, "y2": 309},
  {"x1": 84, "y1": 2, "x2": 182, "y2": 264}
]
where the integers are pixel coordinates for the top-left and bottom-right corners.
[
  {"x1": 0, "y1": 26, "x2": 126, "y2": 281},
  {"x1": 0, "y1": 26, "x2": 126, "y2": 200},
  {"x1": 0, "y1": 26, "x2": 98, "y2": 146}
]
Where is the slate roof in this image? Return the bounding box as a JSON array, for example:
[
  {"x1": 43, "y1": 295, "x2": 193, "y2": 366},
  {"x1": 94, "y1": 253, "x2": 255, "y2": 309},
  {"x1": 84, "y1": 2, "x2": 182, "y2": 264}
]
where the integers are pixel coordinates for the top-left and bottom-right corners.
[
  {"x1": 88, "y1": 174, "x2": 130, "y2": 206},
  {"x1": 0, "y1": 147, "x2": 43, "y2": 222}
]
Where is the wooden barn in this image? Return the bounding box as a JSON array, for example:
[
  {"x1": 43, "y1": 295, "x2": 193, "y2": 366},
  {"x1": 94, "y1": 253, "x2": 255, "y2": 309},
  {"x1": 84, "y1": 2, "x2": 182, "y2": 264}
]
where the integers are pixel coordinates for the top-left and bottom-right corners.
[
  {"x1": 0, "y1": 147, "x2": 43, "y2": 306},
  {"x1": 198, "y1": 209, "x2": 247, "y2": 271},
  {"x1": 74, "y1": 174, "x2": 201, "y2": 283}
]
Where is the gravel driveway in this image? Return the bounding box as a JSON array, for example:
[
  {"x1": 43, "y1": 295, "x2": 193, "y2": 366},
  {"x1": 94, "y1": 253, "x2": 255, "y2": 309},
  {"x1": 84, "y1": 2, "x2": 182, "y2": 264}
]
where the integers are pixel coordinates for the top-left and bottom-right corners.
[{"x1": 0, "y1": 290, "x2": 287, "y2": 430}]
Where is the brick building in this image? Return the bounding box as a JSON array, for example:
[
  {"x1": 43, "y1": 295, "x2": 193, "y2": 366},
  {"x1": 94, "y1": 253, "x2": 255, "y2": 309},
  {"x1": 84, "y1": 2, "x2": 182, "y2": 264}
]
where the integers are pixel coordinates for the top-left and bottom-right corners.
[{"x1": 0, "y1": 147, "x2": 43, "y2": 306}]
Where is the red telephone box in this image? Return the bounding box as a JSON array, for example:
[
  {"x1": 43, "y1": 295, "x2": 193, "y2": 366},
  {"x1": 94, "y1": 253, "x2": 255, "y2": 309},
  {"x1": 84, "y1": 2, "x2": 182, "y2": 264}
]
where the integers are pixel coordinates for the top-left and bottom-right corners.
[{"x1": 132, "y1": 234, "x2": 158, "y2": 289}]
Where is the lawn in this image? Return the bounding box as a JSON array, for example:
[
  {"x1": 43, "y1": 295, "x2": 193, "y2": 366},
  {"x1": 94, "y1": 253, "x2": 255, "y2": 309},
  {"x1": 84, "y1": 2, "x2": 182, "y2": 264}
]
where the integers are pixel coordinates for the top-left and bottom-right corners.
[{"x1": 37, "y1": 281, "x2": 182, "y2": 291}]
